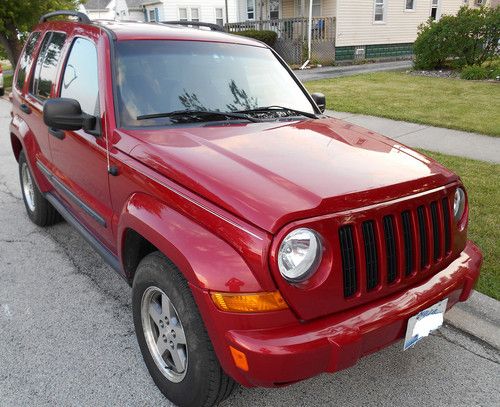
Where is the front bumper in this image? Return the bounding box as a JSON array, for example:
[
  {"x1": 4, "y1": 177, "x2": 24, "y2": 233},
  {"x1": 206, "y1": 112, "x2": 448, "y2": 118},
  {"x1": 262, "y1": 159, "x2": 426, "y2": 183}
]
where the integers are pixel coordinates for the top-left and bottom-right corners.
[{"x1": 192, "y1": 240, "x2": 482, "y2": 387}]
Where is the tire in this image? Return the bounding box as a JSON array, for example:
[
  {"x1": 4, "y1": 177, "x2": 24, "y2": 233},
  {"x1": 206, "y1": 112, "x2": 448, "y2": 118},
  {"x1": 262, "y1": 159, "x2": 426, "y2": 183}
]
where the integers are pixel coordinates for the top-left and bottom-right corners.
[
  {"x1": 132, "y1": 252, "x2": 235, "y2": 407},
  {"x1": 18, "y1": 151, "x2": 61, "y2": 226}
]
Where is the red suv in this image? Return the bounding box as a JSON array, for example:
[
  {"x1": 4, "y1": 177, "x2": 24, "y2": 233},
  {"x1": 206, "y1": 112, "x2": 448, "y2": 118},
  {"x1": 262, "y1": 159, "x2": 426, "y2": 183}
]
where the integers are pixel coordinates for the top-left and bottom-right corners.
[{"x1": 10, "y1": 11, "x2": 482, "y2": 407}]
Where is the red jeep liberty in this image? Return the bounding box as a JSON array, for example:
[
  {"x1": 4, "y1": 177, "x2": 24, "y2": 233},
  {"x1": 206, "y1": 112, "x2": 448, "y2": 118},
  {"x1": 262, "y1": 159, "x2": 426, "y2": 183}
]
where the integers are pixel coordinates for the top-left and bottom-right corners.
[{"x1": 9, "y1": 11, "x2": 482, "y2": 407}]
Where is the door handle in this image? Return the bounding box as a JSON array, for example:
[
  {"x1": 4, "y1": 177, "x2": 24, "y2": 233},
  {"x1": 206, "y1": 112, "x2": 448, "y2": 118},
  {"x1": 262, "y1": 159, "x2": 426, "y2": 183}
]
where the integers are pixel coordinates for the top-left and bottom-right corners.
[
  {"x1": 20, "y1": 104, "x2": 32, "y2": 114},
  {"x1": 49, "y1": 127, "x2": 65, "y2": 140}
]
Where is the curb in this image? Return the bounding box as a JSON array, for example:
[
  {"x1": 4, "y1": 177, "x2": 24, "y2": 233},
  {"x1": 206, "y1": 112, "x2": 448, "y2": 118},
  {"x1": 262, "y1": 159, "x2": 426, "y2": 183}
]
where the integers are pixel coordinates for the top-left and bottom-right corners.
[{"x1": 445, "y1": 291, "x2": 500, "y2": 350}]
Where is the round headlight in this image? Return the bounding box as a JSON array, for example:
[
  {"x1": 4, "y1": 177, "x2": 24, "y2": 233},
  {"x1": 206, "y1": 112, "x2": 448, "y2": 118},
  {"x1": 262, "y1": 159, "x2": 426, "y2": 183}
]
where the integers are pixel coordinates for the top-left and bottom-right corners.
[
  {"x1": 453, "y1": 187, "x2": 466, "y2": 222},
  {"x1": 278, "y1": 228, "x2": 322, "y2": 282}
]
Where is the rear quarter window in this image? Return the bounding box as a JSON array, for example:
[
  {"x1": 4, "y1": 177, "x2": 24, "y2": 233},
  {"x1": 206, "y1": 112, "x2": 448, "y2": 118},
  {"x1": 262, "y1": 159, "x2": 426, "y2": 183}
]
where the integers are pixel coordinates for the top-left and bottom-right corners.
[
  {"x1": 14, "y1": 32, "x2": 41, "y2": 91},
  {"x1": 31, "y1": 32, "x2": 67, "y2": 100}
]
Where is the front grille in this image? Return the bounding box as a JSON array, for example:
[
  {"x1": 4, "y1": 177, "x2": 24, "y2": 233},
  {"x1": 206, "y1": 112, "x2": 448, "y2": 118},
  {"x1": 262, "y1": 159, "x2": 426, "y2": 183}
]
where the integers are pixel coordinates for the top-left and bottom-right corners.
[
  {"x1": 362, "y1": 221, "x2": 379, "y2": 290},
  {"x1": 417, "y1": 206, "x2": 429, "y2": 269},
  {"x1": 401, "y1": 211, "x2": 414, "y2": 275},
  {"x1": 339, "y1": 225, "x2": 357, "y2": 297},
  {"x1": 339, "y1": 197, "x2": 453, "y2": 297},
  {"x1": 442, "y1": 197, "x2": 452, "y2": 253},
  {"x1": 383, "y1": 216, "x2": 397, "y2": 284}
]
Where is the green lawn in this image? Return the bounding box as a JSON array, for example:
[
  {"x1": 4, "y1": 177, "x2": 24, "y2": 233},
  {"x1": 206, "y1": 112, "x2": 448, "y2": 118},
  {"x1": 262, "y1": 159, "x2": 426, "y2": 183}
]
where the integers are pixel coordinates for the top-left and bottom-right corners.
[
  {"x1": 306, "y1": 72, "x2": 500, "y2": 137},
  {"x1": 4, "y1": 73, "x2": 12, "y2": 90},
  {"x1": 420, "y1": 150, "x2": 499, "y2": 300}
]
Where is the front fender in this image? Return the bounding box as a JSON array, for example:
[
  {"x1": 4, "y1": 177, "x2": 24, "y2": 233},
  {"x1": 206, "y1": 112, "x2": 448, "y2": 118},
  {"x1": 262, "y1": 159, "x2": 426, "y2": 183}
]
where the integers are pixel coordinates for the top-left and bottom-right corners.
[{"x1": 118, "y1": 192, "x2": 273, "y2": 293}]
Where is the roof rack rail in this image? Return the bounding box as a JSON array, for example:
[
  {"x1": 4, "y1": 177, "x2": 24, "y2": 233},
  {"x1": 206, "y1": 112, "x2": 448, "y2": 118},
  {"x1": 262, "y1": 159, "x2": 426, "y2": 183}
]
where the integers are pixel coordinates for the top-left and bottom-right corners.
[
  {"x1": 39, "y1": 10, "x2": 91, "y2": 24},
  {"x1": 161, "y1": 21, "x2": 226, "y2": 33}
]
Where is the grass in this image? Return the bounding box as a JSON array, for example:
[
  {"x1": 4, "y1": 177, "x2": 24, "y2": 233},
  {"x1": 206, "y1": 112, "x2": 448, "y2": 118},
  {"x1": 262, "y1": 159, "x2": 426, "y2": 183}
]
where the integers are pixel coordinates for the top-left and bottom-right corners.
[
  {"x1": 306, "y1": 71, "x2": 500, "y2": 137},
  {"x1": 4, "y1": 73, "x2": 12, "y2": 91},
  {"x1": 420, "y1": 150, "x2": 499, "y2": 300}
]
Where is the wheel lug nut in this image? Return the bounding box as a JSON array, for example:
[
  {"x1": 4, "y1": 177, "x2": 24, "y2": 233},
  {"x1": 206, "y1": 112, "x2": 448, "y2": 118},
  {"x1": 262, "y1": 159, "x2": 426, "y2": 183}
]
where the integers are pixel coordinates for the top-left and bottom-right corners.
[{"x1": 169, "y1": 341, "x2": 174, "y2": 348}]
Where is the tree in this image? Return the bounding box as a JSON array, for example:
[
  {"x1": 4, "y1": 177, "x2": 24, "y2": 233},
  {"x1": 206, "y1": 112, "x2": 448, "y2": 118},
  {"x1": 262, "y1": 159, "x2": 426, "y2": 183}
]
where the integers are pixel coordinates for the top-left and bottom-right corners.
[{"x1": 0, "y1": 0, "x2": 81, "y2": 66}]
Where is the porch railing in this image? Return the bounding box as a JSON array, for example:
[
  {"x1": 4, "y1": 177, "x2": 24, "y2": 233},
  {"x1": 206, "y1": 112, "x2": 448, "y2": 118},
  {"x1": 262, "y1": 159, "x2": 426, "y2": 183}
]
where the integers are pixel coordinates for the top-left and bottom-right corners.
[{"x1": 226, "y1": 17, "x2": 335, "y2": 42}]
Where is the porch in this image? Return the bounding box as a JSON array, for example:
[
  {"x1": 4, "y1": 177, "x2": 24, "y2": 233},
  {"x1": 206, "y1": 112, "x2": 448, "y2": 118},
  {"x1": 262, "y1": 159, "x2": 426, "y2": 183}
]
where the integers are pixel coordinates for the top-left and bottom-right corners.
[{"x1": 226, "y1": 16, "x2": 336, "y2": 65}]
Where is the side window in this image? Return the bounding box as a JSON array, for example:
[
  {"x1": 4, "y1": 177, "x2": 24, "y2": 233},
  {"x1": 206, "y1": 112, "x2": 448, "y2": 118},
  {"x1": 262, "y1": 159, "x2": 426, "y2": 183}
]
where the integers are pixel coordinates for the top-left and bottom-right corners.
[
  {"x1": 31, "y1": 32, "x2": 67, "y2": 100},
  {"x1": 15, "y1": 32, "x2": 41, "y2": 91},
  {"x1": 60, "y1": 38, "x2": 99, "y2": 116}
]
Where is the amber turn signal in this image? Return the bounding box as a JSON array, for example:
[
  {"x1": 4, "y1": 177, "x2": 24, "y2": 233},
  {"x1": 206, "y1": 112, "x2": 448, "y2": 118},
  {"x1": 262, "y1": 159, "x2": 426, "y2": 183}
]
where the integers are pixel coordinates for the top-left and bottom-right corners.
[
  {"x1": 229, "y1": 346, "x2": 249, "y2": 371},
  {"x1": 210, "y1": 291, "x2": 288, "y2": 313}
]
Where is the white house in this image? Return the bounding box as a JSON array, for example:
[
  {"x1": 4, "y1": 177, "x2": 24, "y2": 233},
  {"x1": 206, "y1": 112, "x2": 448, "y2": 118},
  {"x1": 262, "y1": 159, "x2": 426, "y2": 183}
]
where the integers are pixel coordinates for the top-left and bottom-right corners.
[
  {"x1": 141, "y1": 1, "x2": 239, "y2": 25},
  {"x1": 115, "y1": 0, "x2": 147, "y2": 21},
  {"x1": 230, "y1": 0, "x2": 478, "y2": 62},
  {"x1": 82, "y1": 0, "x2": 239, "y2": 25},
  {"x1": 80, "y1": 0, "x2": 117, "y2": 20}
]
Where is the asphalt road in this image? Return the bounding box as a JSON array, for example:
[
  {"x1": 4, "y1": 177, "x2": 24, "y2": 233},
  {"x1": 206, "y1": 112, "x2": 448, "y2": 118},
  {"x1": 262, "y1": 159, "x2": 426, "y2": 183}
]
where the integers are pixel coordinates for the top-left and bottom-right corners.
[{"x1": 0, "y1": 98, "x2": 499, "y2": 406}]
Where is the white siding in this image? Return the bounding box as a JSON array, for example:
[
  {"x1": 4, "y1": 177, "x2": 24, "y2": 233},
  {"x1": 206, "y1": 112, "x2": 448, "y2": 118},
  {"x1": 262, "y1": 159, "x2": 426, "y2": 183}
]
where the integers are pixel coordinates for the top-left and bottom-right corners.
[
  {"x1": 115, "y1": 0, "x2": 144, "y2": 21},
  {"x1": 336, "y1": 0, "x2": 465, "y2": 47},
  {"x1": 83, "y1": 0, "x2": 117, "y2": 20},
  {"x1": 154, "y1": 0, "x2": 238, "y2": 24},
  {"x1": 282, "y1": 0, "x2": 337, "y2": 18}
]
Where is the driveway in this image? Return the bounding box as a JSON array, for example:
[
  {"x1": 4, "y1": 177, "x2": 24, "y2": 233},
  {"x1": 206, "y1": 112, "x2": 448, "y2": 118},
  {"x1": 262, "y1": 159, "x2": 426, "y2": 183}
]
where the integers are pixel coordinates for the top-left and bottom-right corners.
[{"x1": 0, "y1": 98, "x2": 499, "y2": 406}]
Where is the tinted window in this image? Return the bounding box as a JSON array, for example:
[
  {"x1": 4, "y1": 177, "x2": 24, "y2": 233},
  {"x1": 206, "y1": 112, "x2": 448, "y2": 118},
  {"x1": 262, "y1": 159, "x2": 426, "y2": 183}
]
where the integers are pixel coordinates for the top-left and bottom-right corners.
[
  {"x1": 60, "y1": 38, "x2": 99, "y2": 115},
  {"x1": 32, "y1": 32, "x2": 66, "y2": 100},
  {"x1": 116, "y1": 41, "x2": 314, "y2": 127},
  {"x1": 15, "y1": 32, "x2": 41, "y2": 91}
]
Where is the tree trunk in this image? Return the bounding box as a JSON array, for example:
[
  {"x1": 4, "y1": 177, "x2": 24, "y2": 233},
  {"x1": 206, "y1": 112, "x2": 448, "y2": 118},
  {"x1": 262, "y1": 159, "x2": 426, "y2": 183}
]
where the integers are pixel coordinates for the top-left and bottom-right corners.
[{"x1": 0, "y1": 22, "x2": 23, "y2": 67}]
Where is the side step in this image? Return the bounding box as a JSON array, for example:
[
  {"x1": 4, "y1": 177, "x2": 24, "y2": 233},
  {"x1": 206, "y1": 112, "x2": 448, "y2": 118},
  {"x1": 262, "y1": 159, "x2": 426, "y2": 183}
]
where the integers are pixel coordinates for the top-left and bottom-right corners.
[{"x1": 45, "y1": 192, "x2": 123, "y2": 277}]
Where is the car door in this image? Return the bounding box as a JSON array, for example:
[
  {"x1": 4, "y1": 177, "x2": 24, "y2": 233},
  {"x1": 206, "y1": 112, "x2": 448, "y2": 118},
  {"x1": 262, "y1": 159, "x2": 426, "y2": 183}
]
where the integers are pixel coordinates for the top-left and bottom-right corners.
[
  {"x1": 48, "y1": 36, "x2": 115, "y2": 249},
  {"x1": 21, "y1": 31, "x2": 63, "y2": 169}
]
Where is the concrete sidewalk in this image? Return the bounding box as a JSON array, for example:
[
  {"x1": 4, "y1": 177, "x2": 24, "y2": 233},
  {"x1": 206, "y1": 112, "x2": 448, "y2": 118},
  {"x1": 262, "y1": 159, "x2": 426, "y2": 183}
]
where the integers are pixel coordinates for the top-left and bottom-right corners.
[
  {"x1": 295, "y1": 60, "x2": 412, "y2": 82},
  {"x1": 326, "y1": 110, "x2": 500, "y2": 164}
]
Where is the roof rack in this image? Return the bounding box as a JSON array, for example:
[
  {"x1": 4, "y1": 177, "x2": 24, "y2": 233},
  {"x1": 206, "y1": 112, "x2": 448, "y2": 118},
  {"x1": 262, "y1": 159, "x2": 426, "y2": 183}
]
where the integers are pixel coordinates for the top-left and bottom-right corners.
[
  {"x1": 39, "y1": 10, "x2": 91, "y2": 24},
  {"x1": 161, "y1": 21, "x2": 225, "y2": 33}
]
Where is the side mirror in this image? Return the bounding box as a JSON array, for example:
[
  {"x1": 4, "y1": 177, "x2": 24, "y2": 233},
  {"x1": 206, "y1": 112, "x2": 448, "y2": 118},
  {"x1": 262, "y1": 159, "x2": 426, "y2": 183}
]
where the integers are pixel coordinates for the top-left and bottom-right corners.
[
  {"x1": 43, "y1": 98, "x2": 97, "y2": 134},
  {"x1": 311, "y1": 92, "x2": 326, "y2": 113}
]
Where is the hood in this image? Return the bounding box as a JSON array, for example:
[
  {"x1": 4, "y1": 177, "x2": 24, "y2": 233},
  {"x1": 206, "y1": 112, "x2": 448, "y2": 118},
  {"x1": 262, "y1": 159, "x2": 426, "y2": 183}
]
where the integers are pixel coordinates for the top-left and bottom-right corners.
[{"x1": 121, "y1": 118, "x2": 456, "y2": 233}]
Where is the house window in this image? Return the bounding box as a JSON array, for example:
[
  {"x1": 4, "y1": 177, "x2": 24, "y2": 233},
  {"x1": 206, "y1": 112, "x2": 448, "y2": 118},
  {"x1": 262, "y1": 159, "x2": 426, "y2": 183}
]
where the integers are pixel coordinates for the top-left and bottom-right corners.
[
  {"x1": 191, "y1": 8, "x2": 200, "y2": 22},
  {"x1": 405, "y1": 0, "x2": 415, "y2": 10},
  {"x1": 270, "y1": 0, "x2": 280, "y2": 19},
  {"x1": 247, "y1": 0, "x2": 255, "y2": 20},
  {"x1": 215, "y1": 8, "x2": 224, "y2": 26},
  {"x1": 148, "y1": 8, "x2": 159, "y2": 22},
  {"x1": 179, "y1": 8, "x2": 188, "y2": 22},
  {"x1": 374, "y1": 0, "x2": 386, "y2": 22},
  {"x1": 431, "y1": 0, "x2": 439, "y2": 20}
]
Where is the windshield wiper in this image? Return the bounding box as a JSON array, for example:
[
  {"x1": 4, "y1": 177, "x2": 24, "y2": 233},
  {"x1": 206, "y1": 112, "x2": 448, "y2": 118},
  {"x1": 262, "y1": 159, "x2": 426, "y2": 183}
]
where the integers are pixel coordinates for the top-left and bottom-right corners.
[
  {"x1": 137, "y1": 109, "x2": 259, "y2": 123},
  {"x1": 234, "y1": 106, "x2": 318, "y2": 119}
]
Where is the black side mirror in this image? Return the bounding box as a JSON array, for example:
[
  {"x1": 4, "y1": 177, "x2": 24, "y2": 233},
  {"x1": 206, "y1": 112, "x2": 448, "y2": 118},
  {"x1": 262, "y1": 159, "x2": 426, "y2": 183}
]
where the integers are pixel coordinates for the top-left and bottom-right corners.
[
  {"x1": 311, "y1": 92, "x2": 326, "y2": 113},
  {"x1": 43, "y1": 98, "x2": 98, "y2": 135}
]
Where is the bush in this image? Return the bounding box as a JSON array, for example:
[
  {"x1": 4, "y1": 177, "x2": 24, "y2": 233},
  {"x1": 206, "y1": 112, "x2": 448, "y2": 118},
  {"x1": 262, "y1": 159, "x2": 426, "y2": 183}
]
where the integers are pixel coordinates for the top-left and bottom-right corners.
[
  {"x1": 233, "y1": 30, "x2": 278, "y2": 47},
  {"x1": 460, "y1": 65, "x2": 489, "y2": 80},
  {"x1": 460, "y1": 59, "x2": 500, "y2": 80},
  {"x1": 414, "y1": 6, "x2": 500, "y2": 70}
]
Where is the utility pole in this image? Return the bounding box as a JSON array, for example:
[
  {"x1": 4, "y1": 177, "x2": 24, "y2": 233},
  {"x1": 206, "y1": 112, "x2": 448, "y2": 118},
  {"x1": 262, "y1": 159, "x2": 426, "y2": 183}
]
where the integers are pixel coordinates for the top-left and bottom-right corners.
[{"x1": 225, "y1": 0, "x2": 229, "y2": 25}]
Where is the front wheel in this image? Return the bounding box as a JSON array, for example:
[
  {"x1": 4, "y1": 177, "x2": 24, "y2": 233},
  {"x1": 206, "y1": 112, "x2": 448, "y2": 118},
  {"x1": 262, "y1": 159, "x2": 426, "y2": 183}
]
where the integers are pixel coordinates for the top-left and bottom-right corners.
[{"x1": 132, "y1": 252, "x2": 235, "y2": 407}]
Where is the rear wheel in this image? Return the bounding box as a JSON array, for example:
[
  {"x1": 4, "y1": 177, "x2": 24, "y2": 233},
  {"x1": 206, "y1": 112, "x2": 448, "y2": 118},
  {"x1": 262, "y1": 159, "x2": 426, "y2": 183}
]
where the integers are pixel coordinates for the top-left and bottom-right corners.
[
  {"x1": 132, "y1": 252, "x2": 235, "y2": 407},
  {"x1": 18, "y1": 151, "x2": 60, "y2": 226}
]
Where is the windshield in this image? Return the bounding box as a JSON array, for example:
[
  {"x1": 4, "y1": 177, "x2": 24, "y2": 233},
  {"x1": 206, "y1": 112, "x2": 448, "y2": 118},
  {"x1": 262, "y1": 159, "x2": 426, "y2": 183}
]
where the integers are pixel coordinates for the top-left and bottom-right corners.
[{"x1": 115, "y1": 40, "x2": 315, "y2": 127}]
